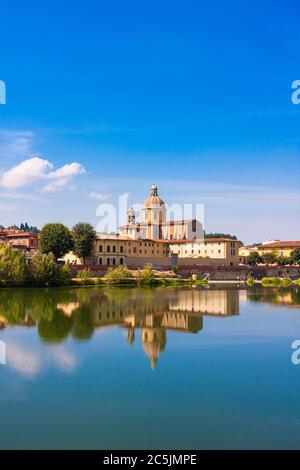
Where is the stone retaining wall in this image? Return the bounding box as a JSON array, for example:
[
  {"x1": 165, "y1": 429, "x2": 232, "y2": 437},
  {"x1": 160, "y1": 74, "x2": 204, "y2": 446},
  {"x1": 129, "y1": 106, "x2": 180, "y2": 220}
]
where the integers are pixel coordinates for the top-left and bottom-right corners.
[{"x1": 67, "y1": 264, "x2": 300, "y2": 280}]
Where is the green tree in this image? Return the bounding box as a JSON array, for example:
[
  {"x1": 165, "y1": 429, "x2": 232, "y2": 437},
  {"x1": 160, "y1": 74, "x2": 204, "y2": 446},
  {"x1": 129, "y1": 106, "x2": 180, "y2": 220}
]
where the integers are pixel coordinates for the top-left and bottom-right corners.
[
  {"x1": 261, "y1": 251, "x2": 278, "y2": 265},
  {"x1": 204, "y1": 232, "x2": 238, "y2": 240},
  {"x1": 59, "y1": 264, "x2": 72, "y2": 285},
  {"x1": 0, "y1": 243, "x2": 27, "y2": 286},
  {"x1": 290, "y1": 248, "x2": 300, "y2": 265},
  {"x1": 246, "y1": 252, "x2": 262, "y2": 266},
  {"x1": 39, "y1": 223, "x2": 73, "y2": 260},
  {"x1": 30, "y1": 251, "x2": 60, "y2": 286},
  {"x1": 136, "y1": 265, "x2": 155, "y2": 285},
  {"x1": 72, "y1": 222, "x2": 96, "y2": 264}
]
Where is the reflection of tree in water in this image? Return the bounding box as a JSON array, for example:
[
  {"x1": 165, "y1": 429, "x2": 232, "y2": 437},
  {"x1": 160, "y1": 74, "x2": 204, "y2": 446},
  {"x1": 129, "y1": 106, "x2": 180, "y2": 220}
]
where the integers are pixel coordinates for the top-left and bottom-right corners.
[
  {"x1": 38, "y1": 310, "x2": 73, "y2": 343},
  {"x1": 0, "y1": 289, "x2": 29, "y2": 325},
  {"x1": 291, "y1": 288, "x2": 300, "y2": 304},
  {"x1": 1, "y1": 286, "x2": 299, "y2": 359},
  {"x1": 71, "y1": 304, "x2": 95, "y2": 340},
  {"x1": 247, "y1": 287, "x2": 300, "y2": 307},
  {"x1": 0, "y1": 288, "x2": 96, "y2": 342}
]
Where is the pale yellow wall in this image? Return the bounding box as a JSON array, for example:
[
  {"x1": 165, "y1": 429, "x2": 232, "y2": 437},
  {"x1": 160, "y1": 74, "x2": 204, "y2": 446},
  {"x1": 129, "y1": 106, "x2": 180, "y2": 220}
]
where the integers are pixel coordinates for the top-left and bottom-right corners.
[
  {"x1": 91, "y1": 237, "x2": 169, "y2": 266},
  {"x1": 257, "y1": 247, "x2": 292, "y2": 257},
  {"x1": 170, "y1": 240, "x2": 239, "y2": 263}
]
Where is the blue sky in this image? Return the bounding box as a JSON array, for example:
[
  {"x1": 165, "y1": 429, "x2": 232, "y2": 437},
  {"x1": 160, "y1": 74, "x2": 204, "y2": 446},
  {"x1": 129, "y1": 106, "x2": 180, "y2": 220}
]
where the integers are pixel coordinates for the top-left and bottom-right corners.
[{"x1": 0, "y1": 0, "x2": 299, "y2": 243}]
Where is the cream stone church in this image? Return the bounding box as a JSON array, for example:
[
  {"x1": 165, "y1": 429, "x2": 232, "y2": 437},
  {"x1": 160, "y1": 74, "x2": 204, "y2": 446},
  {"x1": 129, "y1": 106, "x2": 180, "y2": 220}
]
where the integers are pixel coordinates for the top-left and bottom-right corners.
[
  {"x1": 64, "y1": 185, "x2": 239, "y2": 267},
  {"x1": 119, "y1": 184, "x2": 203, "y2": 240}
]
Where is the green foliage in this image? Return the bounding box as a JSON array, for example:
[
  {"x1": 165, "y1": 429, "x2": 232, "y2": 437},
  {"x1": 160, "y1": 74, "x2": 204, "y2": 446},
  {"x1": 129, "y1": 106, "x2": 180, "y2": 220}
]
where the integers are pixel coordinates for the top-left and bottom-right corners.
[
  {"x1": 195, "y1": 279, "x2": 208, "y2": 286},
  {"x1": 247, "y1": 277, "x2": 254, "y2": 286},
  {"x1": 104, "y1": 266, "x2": 133, "y2": 284},
  {"x1": 19, "y1": 222, "x2": 38, "y2": 233},
  {"x1": 76, "y1": 268, "x2": 93, "y2": 284},
  {"x1": 0, "y1": 242, "x2": 27, "y2": 286},
  {"x1": 39, "y1": 223, "x2": 73, "y2": 260},
  {"x1": 172, "y1": 265, "x2": 179, "y2": 274},
  {"x1": 30, "y1": 251, "x2": 61, "y2": 286},
  {"x1": 261, "y1": 277, "x2": 282, "y2": 287},
  {"x1": 261, "y1": 251, "x2": 278, "y2": 265},
  {"x1": 204, "y1": 232, "x2": 237, "y2": 240},
  {"x1": 72, "y1": 222, "x2": 96, "y2": 263},
  {"x1": 277, "y1": 256, "x2": 289, "y2": 266},
  {"x1": 246, "y1": 252, "x2": 262, "y2": 266},
  {"x1": 290, "y1": 248, "x2": 300, "y2": 265},
  {"x1": 59, "y1": 265, "x2": 72, "y2": 285},
  {"x1": 136, "y1": 265, "x2": 155, "y2": 285},
  {"x1": 281, "y1": 277, "x2": 292, "y2": 286}
]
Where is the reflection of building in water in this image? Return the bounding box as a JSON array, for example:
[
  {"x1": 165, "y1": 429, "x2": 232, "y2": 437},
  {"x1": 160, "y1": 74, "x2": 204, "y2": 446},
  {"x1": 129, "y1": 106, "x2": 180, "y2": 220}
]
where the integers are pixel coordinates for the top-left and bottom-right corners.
[
  {"x1": 169, "y1": 289, "x2": 239, "y2": 317},
  {"x1": 57, "y1": 302, "x2": 80, "y2": 316},
  {"x1": 123, "y1": 309, "x2": 203, "y2": 368},
  {"x1": 142, "y1": 328, "x2": 166, "y2": 369},
  {"x1": 0, "y1": 288, "x2": 240, "y2": 369},
  {"x1": 246, "y1": 289, "x2": 300, "y2": 308},
  {"x1": 89, "y1": 290, "x2": 203, "y2": 368},
  {"x1": 0, "y1": 315, "x2": 7, "y2": 329}
]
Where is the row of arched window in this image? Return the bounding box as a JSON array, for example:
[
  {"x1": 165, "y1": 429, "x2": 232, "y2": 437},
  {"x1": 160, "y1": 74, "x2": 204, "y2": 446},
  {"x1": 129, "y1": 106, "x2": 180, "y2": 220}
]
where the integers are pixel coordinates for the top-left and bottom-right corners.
[
  {"x1": 99, "y1": 245, "x2": 124, "y2": 253},
  {"x1": 99, "y1": 257, "x2": 124, "y2": 266}
]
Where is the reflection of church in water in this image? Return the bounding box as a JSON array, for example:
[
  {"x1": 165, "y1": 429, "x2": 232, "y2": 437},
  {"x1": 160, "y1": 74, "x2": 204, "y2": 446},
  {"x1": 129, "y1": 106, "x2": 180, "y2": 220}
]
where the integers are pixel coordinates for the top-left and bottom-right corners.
[
  {"x1": 90, "y1": 289, "x2": 240, "y2": 369},
  {"x1": 0, "y1": 288, "x2": 240, "y2": 369}
]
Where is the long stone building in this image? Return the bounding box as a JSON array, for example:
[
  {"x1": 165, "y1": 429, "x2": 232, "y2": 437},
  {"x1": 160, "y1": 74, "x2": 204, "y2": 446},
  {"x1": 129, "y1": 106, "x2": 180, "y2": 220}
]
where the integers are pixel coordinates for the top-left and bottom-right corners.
[{"x1": 64, "y1": 185, "x2": 240, "y2": 267}]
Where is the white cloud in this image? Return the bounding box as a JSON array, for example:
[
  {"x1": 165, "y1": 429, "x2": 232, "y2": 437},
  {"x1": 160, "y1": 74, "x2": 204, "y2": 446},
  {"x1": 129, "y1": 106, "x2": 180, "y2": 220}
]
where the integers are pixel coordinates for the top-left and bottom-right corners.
[
  {"x1": 89, "y1": 191, "x2": 111, "y2": 201},
  {"x1": 1, "y1": 157, "x2": 52, "y2": 189},
  {"x1": 43, "y1": 163, "x2": 85, "y2": 192},
  {"x1": 0, "y1": 157, "x2": 85, "y2": 192},
  {"x1": 48, "y1": 162, "x2": 85, "y2": 179}
]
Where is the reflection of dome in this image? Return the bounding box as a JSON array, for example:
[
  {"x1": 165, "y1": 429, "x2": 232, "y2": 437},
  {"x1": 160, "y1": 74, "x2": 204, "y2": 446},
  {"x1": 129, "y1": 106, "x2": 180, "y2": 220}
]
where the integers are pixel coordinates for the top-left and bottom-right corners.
[
  {"x1": 144, "y1": 184, "x2": 165, "y2": 208},
  {"x1": 142, "y1": 327, "x2": 166, "y2": 369}
]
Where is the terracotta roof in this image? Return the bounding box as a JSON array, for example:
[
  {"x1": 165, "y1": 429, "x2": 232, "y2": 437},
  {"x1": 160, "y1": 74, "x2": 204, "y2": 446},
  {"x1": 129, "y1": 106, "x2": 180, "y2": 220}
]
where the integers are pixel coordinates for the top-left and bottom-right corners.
[
  {"x1": 144, "y1": 195, "x2": 165, "y2": 208},
  {"x1": 95, "y1": 235, "x2": 167, "y2": 243},
  {"x1": 168, "y1": 238, "x2": 238, "y2": 244},
  {"x1": 258, "y1": 241, "x2": 300, "y2": 249}
]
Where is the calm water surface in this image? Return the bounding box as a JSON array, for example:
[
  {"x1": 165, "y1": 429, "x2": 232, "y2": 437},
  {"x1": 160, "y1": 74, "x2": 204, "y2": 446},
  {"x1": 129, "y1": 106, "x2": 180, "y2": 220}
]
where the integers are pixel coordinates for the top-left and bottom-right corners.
[{"x1": 0, "y1": 286, "x2": 300, "y2": 449}]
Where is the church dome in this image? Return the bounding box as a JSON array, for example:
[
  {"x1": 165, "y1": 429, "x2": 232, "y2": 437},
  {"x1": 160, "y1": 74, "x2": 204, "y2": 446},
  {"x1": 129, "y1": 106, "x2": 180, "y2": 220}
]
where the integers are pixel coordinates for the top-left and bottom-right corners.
[{"x1": 144, "y1": 184, "x2": 165, "y2": 208}]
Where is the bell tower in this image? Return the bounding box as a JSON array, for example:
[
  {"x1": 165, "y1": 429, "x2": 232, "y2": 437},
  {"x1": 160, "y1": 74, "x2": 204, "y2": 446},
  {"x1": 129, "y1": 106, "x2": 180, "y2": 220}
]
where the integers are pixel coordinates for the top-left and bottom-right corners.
[{"x1": 127, "y1": 207, "x2": 136, "y2": 225}]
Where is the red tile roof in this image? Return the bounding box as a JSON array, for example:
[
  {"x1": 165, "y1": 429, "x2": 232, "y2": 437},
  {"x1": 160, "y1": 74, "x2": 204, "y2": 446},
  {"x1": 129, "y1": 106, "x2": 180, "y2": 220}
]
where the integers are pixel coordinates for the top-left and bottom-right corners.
[
  {"x1": 168, "y1": 238, "x2": 238, "y2": 244},
  {"x1": 258, "y1": 241, "x2": 300, "y2": 249}
]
